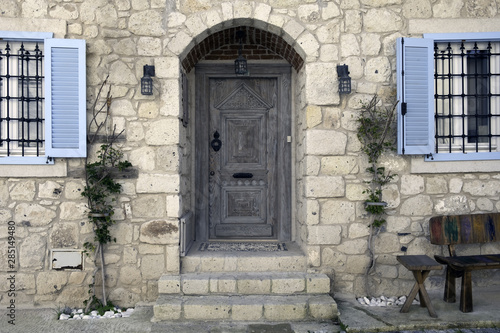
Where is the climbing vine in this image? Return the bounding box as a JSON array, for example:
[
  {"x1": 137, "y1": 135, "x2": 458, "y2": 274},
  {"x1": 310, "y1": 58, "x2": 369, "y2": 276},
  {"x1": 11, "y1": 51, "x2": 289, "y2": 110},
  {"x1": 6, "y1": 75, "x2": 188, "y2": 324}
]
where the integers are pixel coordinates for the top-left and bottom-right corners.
[
  {"x1": 81, "y1": 77, "x2": 132, "y2": 313},
  {"x1": 356, "y1": 94, "x2": 397, "y2": 290}
]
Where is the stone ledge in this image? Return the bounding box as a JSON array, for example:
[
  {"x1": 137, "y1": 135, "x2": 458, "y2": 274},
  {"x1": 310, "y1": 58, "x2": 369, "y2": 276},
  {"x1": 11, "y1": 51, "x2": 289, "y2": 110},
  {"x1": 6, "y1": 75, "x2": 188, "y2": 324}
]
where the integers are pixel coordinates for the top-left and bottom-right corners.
[
  {"x1": 409, "y1": 18, "x2": 500, "y2": 35},
  {"x1": 67, "y1": 166, "x2": 139, "y2": 179}
]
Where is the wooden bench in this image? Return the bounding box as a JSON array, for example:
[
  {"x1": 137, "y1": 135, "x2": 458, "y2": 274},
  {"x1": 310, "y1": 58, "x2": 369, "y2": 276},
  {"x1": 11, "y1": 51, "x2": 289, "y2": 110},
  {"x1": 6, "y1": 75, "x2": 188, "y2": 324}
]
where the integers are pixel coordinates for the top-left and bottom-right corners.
[{"x1": 429, "y1": 213, "x2": 500, "y2": 313}]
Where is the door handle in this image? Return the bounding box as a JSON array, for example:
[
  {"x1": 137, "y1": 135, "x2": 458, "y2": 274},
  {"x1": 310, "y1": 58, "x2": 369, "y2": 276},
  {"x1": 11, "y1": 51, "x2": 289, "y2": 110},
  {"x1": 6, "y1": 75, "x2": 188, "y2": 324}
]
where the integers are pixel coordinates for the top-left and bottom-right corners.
[
  {"x1": 233, "y1": 173, "x2": 253, "y2": 178},
  {"x1": 211, "y1": 131, "x2": 222, "y2": 152}
]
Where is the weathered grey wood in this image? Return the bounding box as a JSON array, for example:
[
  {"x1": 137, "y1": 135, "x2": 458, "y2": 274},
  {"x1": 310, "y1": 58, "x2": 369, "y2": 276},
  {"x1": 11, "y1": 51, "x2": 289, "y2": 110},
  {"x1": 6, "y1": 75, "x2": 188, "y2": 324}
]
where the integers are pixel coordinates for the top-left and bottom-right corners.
[
  {"x1": 397, "y1": 255, "x2": 443, "y2": 271},
  {"x1": 461, "y1": 270, "x2": 473, "y2": 313},
  {"x1": 215, "y1": 224, "x2": 273, "y2": 237},
  {"x1": 442, "y1": 265, "x2": 458, "y2": 303},
  {"x1": 194, "y1": 66, "x2": 209, "y2": 242},
  {"x1": 435, "y1": 254, "x2": 500, "y2": 312},
  {"x1": 194, "y1": 64, "x2": 291, "y2": 242},
  {"x1": 397, "y1": 255, "x2": 442, "y2": 318},
  {"x1": 435, "y1": 254, "x2": 500, "y2": 270},
  {"x1": 210, "y1": 78, "x2": 275, "y2": 239},
  {"x1": 429, "y1": 213, "x2": 500, "y2": 313},
  {"x1": 277, "y1": 74, "x2": 291, "y2": 240}
]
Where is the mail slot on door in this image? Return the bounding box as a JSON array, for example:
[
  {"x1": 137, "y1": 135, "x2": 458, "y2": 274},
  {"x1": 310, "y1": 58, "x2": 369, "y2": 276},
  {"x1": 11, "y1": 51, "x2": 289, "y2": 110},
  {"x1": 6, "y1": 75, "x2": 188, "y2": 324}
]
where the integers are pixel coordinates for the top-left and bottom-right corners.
[{"x1": 232, "y1": 173, "x2": 253, "y2": 178}]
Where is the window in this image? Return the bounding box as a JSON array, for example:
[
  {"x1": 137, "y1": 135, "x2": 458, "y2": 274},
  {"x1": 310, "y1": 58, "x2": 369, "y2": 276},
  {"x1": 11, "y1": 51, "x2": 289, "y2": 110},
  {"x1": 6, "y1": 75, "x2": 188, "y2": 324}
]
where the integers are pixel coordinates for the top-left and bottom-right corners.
[
  {"x1": 0, "y1": 31, "x2": 86, "y2": 164},
  {"x1": 0, "y1": 40, "x2": 44, "y2": 157},
  {"x1": 397, "y1": 32, "x2": 500, "y2": 161}
]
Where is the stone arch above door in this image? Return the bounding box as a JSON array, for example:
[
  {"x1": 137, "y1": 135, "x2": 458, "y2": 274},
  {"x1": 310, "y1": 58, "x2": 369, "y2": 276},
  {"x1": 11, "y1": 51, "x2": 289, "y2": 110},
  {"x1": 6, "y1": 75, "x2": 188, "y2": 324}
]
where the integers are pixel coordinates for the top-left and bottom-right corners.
[
  {"x1": 163, "y1": 2, "x2": 318, "y2": 71},
  {"x1": 181, "y1": 26, "x2": 305, "y2": 73}
]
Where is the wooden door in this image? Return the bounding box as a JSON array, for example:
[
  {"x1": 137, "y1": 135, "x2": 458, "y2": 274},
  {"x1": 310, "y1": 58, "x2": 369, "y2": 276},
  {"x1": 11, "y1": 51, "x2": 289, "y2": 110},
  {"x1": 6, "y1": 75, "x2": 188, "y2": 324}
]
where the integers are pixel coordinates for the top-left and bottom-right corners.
[{"x1": 195, "y1": 65, "x2": 291, "y2": 241}]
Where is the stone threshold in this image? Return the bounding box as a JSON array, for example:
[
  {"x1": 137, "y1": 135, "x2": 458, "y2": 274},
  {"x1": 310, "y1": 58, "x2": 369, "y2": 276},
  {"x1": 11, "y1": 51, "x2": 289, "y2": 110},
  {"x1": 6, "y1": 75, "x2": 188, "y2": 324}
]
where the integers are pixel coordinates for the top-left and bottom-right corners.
[
  {"x1": 180, "y1": 241, "x2": 307, "y2": 273},
  {"x1": 185, "y1": 241, "x2": 304, "y2": 257}
]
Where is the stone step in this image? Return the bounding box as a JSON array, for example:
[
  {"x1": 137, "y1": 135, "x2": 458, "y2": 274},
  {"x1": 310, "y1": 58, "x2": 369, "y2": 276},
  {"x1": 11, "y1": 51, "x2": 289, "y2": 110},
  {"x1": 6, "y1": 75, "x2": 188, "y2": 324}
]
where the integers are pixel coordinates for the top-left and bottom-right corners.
[
  {"x1": 153, "y1": 294, "x2": 338, "y2": 322},
  {"x1": 180, "y1": 242, "x2": 307, "y2": 273},
  {"x1": 158, "y1": 272, "x2": 331, "y2": 296}
]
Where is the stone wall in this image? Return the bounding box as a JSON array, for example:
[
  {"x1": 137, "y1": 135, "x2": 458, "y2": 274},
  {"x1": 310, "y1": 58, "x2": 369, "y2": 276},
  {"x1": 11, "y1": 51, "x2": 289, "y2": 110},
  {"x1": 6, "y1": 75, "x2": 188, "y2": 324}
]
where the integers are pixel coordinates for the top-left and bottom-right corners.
[{"x1": 1, "y1": 0, "x2": 500, "y2": 308}]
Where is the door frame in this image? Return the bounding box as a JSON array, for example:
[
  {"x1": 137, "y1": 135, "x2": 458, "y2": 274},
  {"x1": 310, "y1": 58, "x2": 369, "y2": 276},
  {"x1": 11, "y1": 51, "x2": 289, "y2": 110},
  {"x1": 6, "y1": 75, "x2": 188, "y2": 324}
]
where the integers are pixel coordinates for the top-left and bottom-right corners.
[{"x1": 194, "y1": 63, "x2": 292, "y2": 242}]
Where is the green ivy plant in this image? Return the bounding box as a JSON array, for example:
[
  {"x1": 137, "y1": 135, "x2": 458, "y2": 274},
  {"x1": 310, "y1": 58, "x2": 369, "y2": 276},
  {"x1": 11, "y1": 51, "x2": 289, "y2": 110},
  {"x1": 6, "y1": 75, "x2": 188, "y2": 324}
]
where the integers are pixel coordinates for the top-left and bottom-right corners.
[
  {"x1": 356, "y1": 94, "x2": 397, "y2": 288},
  {"x1": 82, "y1": 143, "x2": 131, "y2": 250},
  {"x1": 81, "y1": 77, "x2": 132, "y2": 313}
]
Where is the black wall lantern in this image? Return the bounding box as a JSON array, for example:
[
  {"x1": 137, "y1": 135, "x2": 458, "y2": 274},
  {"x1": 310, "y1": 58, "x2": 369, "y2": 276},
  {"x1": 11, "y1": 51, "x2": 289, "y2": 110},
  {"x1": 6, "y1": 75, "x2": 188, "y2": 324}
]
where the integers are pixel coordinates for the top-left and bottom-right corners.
[
  {"x1": 234, "y1": 30, "x2": 248, "y2": 76},
  {"x1": 141, "y1": 65, "x2": 155, "y2": 95},
  {"x1": 337, "y1": 64, "x2": 351, "y2": 95}
]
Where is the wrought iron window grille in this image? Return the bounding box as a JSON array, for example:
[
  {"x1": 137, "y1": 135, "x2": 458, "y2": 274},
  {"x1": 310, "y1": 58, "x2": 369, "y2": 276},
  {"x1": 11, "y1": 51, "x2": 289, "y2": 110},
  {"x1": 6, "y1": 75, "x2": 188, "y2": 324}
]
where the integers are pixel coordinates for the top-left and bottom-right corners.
[
  {"x1": 433, "y1": 40, "x2": 500, "y2": 154},
  {"x1": 0, "y1": 41, "x2": 45, "y2": 157}
]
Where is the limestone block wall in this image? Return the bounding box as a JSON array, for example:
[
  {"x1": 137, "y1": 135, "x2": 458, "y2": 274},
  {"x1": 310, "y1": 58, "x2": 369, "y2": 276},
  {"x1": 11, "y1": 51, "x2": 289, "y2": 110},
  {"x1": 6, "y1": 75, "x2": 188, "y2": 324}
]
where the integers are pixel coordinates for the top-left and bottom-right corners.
[
  {"x1": 292, "y1": 0, "x2": 500, "y2": 297},
  {"x1": 0, "y1": 0, "x2": 185, "y2": 308},
  {"x1": 0, "y1": 0, "x2": 500, "y2": 308}
]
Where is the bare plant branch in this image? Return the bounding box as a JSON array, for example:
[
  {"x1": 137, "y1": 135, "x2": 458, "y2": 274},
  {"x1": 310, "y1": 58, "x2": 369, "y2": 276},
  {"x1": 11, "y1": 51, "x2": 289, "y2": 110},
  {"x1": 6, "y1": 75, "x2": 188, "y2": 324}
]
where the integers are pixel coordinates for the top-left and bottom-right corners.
[
  {"x1": 88, "y1": 75, "x2": 111, "y2": 146},
  {"x1": 82, "y1": 77, "x2": 131, "y2": 313},
  {"x1": 357, "y1": 94, "x2": 397, "y2": 296}
]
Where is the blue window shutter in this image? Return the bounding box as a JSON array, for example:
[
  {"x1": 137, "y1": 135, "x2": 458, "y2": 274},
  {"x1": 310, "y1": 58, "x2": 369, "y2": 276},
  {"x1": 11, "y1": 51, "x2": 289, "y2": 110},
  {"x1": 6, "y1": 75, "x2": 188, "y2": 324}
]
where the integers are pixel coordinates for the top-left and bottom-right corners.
[
  {"x1": 45, "y1": 38, "x2": 87, "y2": 158},
  {"x1": 396, "y1": 37, "x2": 434, "y2": 155}
]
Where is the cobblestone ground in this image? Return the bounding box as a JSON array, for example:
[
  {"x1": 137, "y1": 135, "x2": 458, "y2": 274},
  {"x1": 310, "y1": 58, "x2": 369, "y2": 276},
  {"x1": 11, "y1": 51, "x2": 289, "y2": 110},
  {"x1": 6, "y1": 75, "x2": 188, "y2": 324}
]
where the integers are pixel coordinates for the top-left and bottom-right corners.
[
  {"x1": 387, "y1": 330, "x2": 500, "y2": 333},
  {"x1": 2, "y1": 307, "x2": 499, "y2": 333}
]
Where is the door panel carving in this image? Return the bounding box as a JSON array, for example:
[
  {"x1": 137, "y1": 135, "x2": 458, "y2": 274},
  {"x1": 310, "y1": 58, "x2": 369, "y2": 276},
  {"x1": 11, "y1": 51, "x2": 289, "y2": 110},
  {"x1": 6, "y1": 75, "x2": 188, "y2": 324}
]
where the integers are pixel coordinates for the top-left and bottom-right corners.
[
  {"x1": 223, "y1": 114, "x2": 265, "y2": 167},
  {"x1": 223, "y1": 187, "x2": 266, "y2": 223}
]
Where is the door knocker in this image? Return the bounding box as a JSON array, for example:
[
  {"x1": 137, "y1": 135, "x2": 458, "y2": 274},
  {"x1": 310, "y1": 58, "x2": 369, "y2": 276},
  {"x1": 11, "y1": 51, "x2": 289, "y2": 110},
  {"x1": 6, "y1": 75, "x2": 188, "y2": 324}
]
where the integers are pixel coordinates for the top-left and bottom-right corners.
[{"x1": 211, "y1": 131, "x2": 222, "y2": 152}]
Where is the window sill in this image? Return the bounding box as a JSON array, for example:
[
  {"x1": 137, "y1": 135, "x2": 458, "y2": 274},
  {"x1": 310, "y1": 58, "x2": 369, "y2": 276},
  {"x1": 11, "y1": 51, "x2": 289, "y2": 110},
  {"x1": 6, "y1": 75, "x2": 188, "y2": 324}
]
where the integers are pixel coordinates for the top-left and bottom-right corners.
[
  {"x1": 0, "y1": 159, "x2": 67, "y2": 177},
  {"x1": 411, "y1": 156, "x2": 500, "y2": 174}
]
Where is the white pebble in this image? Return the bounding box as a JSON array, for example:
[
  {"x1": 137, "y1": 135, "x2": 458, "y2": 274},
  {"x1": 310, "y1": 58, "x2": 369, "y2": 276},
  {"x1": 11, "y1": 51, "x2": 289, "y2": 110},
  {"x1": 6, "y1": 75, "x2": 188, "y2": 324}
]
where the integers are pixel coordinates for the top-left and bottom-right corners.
[
  {"x1": 355, "y1": 295, "x2": 410, "y2": 307},
  {"x1": 58, "y1": 307, "x2": 135, "y2": 320}
]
